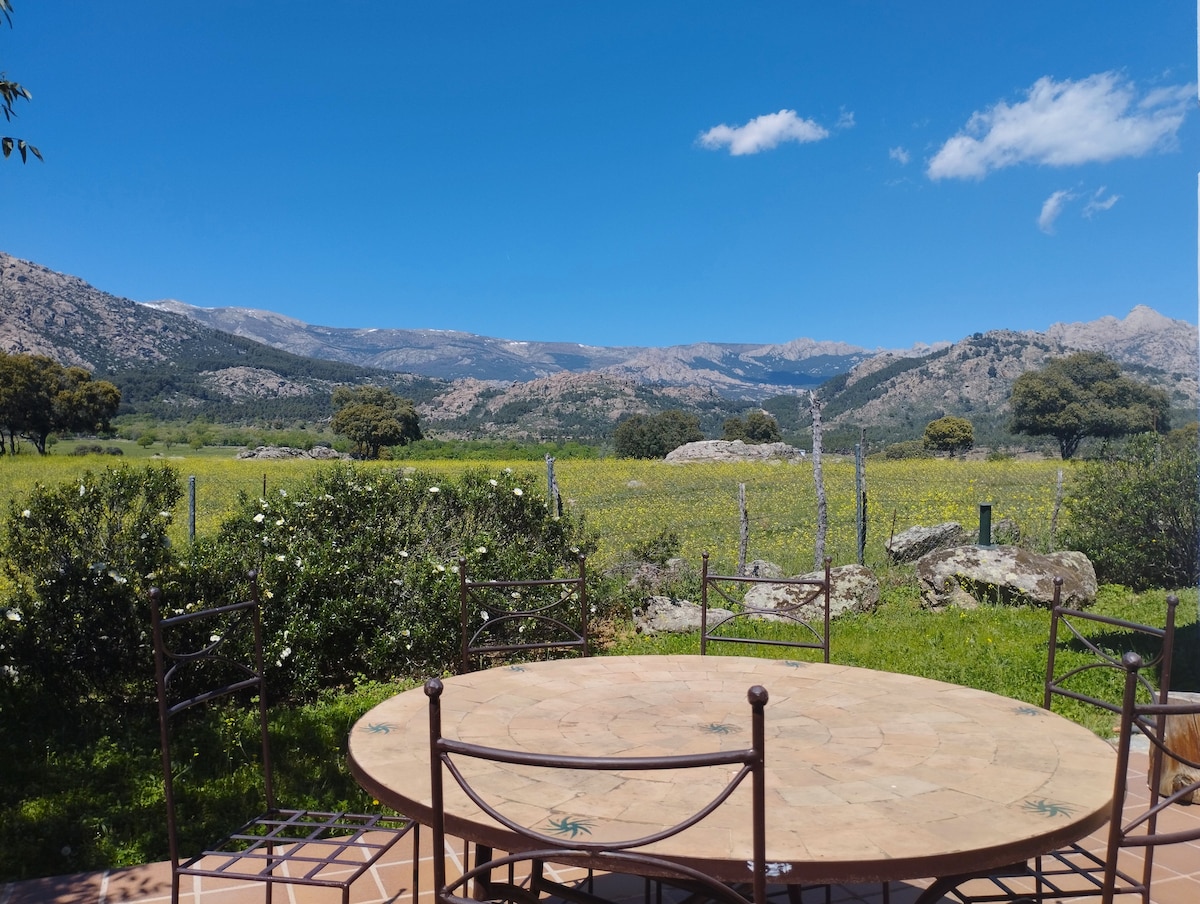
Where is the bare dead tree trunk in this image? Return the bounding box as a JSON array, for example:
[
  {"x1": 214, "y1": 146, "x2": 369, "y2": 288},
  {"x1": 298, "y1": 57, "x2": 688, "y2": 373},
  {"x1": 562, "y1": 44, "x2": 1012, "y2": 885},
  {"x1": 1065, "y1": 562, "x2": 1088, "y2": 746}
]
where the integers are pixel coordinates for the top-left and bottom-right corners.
[
  {"x1": 811, "y1": 393, "x2": 827, "y2": 570},
  {"x1": 738, "y1": 483, "x2": 749, "y2": 575}
]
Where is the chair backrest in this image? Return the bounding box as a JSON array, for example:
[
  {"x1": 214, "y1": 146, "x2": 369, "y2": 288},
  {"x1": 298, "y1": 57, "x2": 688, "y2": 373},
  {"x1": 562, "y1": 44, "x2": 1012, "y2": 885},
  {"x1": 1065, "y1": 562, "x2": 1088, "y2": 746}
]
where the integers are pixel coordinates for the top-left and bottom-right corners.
[
  {"x1": 150, "y1": 574, "x2": 272, "y2": 868},
  {"x1": 1044, "y1": 578, "x2": 1177, "y2": 715},
  {"x1": 700, "y1": 553, "x2": 831, "y2": 663},
  {"x1": 458, "y1": 555, "x2": 589, "y2": 673},
  {"x1": 426, "y1": 677, "x2": 768, "y2": 904},
  {"x1": 1103, "y1": 651, "x2": 1200, "y2": 902}
]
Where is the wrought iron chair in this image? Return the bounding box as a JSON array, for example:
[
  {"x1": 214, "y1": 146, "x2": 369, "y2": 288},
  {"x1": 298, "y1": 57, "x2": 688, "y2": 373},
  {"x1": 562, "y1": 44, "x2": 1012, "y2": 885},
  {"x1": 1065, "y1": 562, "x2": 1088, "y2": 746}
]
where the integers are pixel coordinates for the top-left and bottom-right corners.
[
  {"x1": 150, "y1": 574, "x2": 418, "y2": 904},
  {"x1": 458, "y1": 554, "x2": 589, "y2": 674},
  {"x1": 915, "y1": 589, "x2": 1183, "y2": 904},
  {"x1": 700, "y1": 553, "x2": 831, "y2": 663},
  {"x1": 426, "y1": 676, "x2": 769, "y2": 904},
  {"x1": 1044, "y1": 577, "x2": 1177, "y2": 717}
]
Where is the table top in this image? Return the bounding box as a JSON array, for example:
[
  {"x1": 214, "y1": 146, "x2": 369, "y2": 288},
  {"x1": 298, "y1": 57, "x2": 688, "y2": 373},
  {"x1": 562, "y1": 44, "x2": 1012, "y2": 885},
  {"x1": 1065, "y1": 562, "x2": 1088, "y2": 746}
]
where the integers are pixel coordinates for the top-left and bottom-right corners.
[{"x1": 348, "y1": 655, "x2": 1116, "y2": 884}]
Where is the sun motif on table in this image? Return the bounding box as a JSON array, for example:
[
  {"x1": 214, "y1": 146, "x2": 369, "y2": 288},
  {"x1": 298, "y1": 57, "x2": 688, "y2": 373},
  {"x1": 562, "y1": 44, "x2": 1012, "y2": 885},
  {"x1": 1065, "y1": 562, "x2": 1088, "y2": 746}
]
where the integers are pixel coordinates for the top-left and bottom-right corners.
[
  {"x1": 1022, "y1": 798, "x2": 1075, "y2": 817},
  {"x1": 546, "y1": 816, "x2": 594, "y2": 837},
  {"x1": 702, "y1": 722, "x2": 741, "y2": 735},
  {"x1": 362, "y1": 722, "x2": 399, "y2": 734},
  {"x1": 1014, "y1": 706, "x2": 1041, "y2": 716}
]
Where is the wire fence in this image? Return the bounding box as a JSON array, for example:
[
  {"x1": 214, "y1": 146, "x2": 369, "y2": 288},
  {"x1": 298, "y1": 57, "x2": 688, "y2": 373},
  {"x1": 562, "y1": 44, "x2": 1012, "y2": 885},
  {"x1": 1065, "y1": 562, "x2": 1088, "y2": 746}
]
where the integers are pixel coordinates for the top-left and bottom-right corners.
[{"x1": 1, "y1": 453, "x2": 1071, "y2": 578}]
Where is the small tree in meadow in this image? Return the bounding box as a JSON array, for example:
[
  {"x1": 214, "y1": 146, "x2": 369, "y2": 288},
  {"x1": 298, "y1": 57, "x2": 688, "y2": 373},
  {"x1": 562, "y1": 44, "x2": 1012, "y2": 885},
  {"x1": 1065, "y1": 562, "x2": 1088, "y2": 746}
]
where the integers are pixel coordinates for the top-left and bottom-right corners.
[{"x1": 923, "y1": 416, "x2": 974, "y2": 457}]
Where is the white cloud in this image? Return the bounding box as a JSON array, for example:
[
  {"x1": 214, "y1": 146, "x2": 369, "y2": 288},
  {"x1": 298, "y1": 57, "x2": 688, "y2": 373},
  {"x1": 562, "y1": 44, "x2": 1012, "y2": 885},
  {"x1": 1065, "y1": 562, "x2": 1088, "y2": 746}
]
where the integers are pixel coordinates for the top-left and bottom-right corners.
[
  {"x1": 836, "y1": 110, "x2": 856, "y2": 130},
  {"x1": 698, "y1": 109, "x2": 831, "y2": 156},
  {"x1": 927, "y1": 72, "x2": 1194, "y2": 180},
  {"x1": 1038, "y1": 189, "x2": 1074, "y2": 234},
  {"x1": 1083, "y1": 186, "x2": 1120, "y2": 218},
  {"x1": 889, "y1": 146, "x2": 911, "y2": 165}
]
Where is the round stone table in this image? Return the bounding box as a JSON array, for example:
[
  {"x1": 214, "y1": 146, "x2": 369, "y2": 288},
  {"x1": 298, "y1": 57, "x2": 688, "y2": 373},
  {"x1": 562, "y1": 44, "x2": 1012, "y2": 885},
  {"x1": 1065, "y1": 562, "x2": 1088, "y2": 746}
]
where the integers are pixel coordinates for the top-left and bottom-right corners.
[{"x1": 349, "y1": 655, "x2": 1116, "y2": 885}]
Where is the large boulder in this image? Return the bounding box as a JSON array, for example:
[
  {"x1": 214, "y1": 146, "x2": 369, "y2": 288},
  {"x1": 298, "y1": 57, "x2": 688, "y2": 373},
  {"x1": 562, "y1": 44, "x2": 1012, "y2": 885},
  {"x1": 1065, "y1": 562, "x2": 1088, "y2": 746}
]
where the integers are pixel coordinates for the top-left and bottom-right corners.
[
  {"x1": 743, "y1": 564, "x2": 880, "y2": 620},
  {"x1": 886, "y1": 522, "x2": 968, "y2": 563},
  {"x1": 915, "y1": 545, "x2": 1097, "y2": 610},
  {"x1": 632, "y1": 597, "x2": 733, "y2": 635},
  {"x1": 664, "y1": 440, "x2": 807, "y2": 463}
]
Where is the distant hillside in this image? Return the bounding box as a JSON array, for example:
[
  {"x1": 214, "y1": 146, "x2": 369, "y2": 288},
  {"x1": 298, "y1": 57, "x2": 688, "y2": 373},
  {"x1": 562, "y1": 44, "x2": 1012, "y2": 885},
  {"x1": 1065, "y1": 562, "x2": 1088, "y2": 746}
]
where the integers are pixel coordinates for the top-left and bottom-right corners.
[
  {"x1": 2, "y1": 251, "x2": 1196, "y2": 446},
  {"x1": 142, "y1": 298, "x2": 876, "y2": 396},
  {"x1": 0, "y1": 253, "x2": 444, "y2": 423}
]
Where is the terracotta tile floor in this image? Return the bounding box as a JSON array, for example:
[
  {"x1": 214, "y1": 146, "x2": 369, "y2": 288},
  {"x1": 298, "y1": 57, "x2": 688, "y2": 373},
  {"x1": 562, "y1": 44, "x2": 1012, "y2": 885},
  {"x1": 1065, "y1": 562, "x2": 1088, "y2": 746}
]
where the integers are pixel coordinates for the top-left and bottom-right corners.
[{"x1": 3, "y1": 753, "x2": 1197, "y2": 904}]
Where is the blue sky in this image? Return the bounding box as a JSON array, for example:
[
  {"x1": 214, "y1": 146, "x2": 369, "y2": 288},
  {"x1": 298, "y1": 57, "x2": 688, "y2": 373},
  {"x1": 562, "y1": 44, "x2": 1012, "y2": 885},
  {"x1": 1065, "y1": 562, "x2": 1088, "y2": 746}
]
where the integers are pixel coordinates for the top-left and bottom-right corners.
[{"x1": 3, "y1": 1, "x2": 1196, "y2": 350}]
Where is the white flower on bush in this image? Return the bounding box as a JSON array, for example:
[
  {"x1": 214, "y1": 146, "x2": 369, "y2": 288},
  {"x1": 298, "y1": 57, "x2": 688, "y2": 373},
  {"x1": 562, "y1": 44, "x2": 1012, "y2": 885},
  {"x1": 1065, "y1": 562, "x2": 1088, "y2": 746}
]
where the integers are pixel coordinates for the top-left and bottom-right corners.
[
  {"x1": 275, "y1": 554, "x2": 287, "y2": 562},
  {"x1": 276, "y1": 646, "x2": 292, "y2": 667},
  {"x1": 275, "y1": 518, "x2": 285, "y2": 526},
  {"x1": 107, "y1": 571, "x2": 128, "y2": 585},
  {"x1": 210, "y1": 634, "x2": 222, "y2": 643},
  {"x1": 428, "y1": 486, "x2": 440, "y2": 494},
  {"x1": 20, "y1": 509, "x2": 30, "y2": 518},
  {"x1": 488, "y1": 479, "x2": 498, "y2": 487},
  {"x1": 399, "y1": 550, "x2": 409, "y2": 558},
  {"x1": 159, "y1": 511, "x2": 172, "y2": 519},
  {"x1": 480, "y1": 610, "x2": 490, "y2": 621},
  {"x1": 294, "y1": 557, "x2": 302, "y2": 567},
  {"x1": 476, "y1": 546, "x2": 487, "y2": 554},
  {"x1": 512, "y1": 488, "x2": 523, "y2": 496},
  {"x1": 253, "y1": 513, "x2": 265, "y2": 523},
  {"x1": 279, "y1": 489, "x2": 288, "y2": 497},
  {"x1": 450, "y1": 564, "x2": 459, "y2": 574},
  {"x1": 5, "y1": 609, "x2": 21, "y2": 622},
  {"x1": 434, "y1": 563, "x2": 446, "y2": 572},
  {"x1": 79, "y1": 484, "x2": 86, "y2": 497}
]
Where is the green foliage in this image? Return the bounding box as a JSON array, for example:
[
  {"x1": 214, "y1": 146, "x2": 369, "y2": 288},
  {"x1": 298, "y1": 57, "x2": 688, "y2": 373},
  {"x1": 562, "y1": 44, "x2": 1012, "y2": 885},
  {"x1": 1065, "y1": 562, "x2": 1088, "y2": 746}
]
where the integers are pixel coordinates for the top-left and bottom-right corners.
[
  {"x1": 722, "y1": 411, "x2": 781, "y2": 443},
  {"x1": 0, "y1": 464, "x2": 182, "y2": 704},
  {"x1": 881, "y1": 440, "x2": 932, "y2": 460},
  {"x1": 628, "y1": 528, "x2": 681, "y2": 566},
  {"x1": 0, "y1": 352, "x2": 121, "y2": 454},
  {"x1": 1, "y1": 1, "x2": 42, "y2": 165},
  {"x1": 1010, "y1": 352, "x2": 1170, "y2": 459},
  {"x1": 330, "y1": 386, "x2": 422, "y2": 459},
  {"x1": 170, "y1": 464, "x2": 595, "y2": 698},
  {"x1": 1059, "y1": 430, "x2": 1198, "y2": 590},
  {"x1": 923, "y1": 415, "x2": 974, "y2": 456},
  {"x1": 613, "y1": 410, "x2": 703, "y2": 458}
]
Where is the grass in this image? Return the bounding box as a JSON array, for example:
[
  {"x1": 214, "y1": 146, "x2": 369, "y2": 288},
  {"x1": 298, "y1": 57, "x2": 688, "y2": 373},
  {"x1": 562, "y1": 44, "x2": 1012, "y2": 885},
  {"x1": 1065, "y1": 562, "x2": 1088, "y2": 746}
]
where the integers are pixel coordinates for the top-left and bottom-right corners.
[
  {"x1": 606, "y1": 582, "x2": 1198, "y2": 737},
  {"x1": 0, "y1": 452, "x2": 1195, "y2": 881}
]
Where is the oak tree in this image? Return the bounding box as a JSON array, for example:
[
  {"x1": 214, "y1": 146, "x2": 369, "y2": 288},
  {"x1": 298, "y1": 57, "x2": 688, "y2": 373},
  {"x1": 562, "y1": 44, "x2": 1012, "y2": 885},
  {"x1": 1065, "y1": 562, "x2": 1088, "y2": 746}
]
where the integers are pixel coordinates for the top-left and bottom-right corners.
[
  {"x1": 330, "y1": 385, "x2": 422, "y2": 459},
  {"x1": 1009, "y1": 352, "x2": 1169, "y2": 459}
]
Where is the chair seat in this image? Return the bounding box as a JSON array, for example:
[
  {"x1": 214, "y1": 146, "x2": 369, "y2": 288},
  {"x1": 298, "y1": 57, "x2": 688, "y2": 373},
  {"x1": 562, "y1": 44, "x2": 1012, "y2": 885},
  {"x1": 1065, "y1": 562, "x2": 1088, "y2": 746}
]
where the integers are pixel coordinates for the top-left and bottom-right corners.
[
  {"x1": 177, "y1": 808, "x2": 415, "y2": 889},
  {"x1": 917, "y1": 842, "x2": 1148, "y2": 904}
]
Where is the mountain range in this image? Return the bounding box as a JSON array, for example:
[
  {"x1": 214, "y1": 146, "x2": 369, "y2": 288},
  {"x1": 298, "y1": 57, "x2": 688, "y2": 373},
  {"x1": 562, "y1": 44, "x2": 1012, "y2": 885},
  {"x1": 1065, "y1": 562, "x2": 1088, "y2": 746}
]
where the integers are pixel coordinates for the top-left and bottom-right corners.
[{"x1": 2, "y1": 250, "x2": 1196, "y2": 447}]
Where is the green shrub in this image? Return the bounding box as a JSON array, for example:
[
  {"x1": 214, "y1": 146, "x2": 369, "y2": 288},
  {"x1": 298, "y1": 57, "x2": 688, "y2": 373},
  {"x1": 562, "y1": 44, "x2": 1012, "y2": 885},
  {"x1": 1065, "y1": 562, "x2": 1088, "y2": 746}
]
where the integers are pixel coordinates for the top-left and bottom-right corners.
[
  {"x1": 0, "y1": 464, "x2": 182, "y2": 705},
  {"x1": 169, "y1": 464, "x2": 597, "y2": 698},
  {"x1": 1060, "y1": 430, "x2": 1198, "y2": 590}
]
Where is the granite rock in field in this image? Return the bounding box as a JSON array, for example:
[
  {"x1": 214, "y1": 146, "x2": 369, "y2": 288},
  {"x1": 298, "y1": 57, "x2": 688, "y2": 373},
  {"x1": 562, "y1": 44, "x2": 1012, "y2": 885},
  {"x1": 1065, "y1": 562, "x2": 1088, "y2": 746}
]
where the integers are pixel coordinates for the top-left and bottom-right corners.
[
  {"x1": 664, "y1": 440, "x2": 807, "y2": 463},
  {"x1": 633, "y1": 597, "x2": 733, "y2": 635},
  {"x1": 236, "y1": 445, "x2": 350, "y2": 460},
  {"x1": 886, "y1": 522, "x2": 968, "y2": 563},
  {"x1": 915, "y1": 545, "x2": 1096, "y2": 610},
  {"x1": 743, "y1": 564, "x2": 880, "y2": 620}
]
